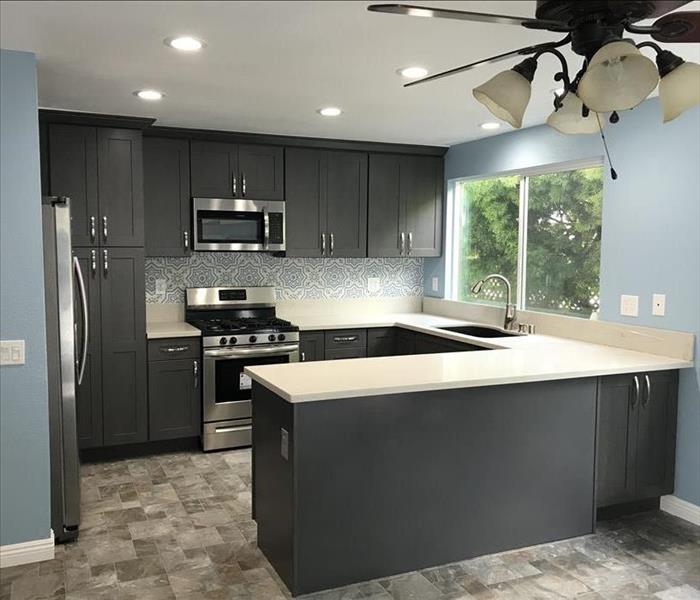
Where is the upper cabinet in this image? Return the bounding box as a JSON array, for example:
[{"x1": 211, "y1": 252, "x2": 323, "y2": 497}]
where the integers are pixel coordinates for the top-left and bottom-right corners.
[
  {"x1": 48, "y1": 125, "x2": 144, "y2": 247},
  {"x1": 190, "y1": 141, "x2": 283, "y2": 200},
  {"x1": 368, "y1": 154, "x2": 443, "y2": 258},
  {"x1": 285, "y1": 148, "x2": 367, "y2": 258},
  {"x1": 144, "y1": 137, "x2": 191, "y2": 256}
]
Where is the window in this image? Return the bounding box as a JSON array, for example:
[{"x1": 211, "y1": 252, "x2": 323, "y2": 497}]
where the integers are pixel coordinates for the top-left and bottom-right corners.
[{"x1": 447, "y1": 163, "x2": 603, "y2": 318}]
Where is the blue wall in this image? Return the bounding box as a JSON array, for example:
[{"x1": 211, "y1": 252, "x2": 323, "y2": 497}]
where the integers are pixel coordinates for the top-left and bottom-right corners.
[
  {"x1": 428, "y1": 98, "x2": 700, "y2": 506},
  {"x1": 0, "y1": 50, "x2": 51, "y2": 545}
]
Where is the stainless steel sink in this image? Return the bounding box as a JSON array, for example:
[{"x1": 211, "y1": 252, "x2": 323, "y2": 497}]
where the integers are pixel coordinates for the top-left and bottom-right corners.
[{"x1": 438, "y1": 325, "x2": 522, "y2": 338}]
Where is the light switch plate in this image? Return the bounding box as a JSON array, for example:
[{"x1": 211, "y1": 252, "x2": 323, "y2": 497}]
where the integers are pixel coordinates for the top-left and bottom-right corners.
[
  {"x1": 1, "y1": 340, "x2": 25, "y2": 365},
  {"x1": 620, "y1": 294, "x2": 639, "y2": 317},
  {"x1": 652, "y1": 293, "x2": 666, "y2": 316},
  {"x1": 367, "y1": 277, "x2": 380, "y2": 293},
  {"x1": 432, "y1": 277, "x2": 439, "y2": 292}
]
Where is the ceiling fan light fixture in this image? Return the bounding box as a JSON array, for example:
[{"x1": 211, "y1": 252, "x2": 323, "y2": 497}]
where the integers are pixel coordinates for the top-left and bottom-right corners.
[
  {"x1": 472, "y1": 58, "x2": 537, "y2": 129},
  {"x1": 578, "y1": 40, "x2": 659, "y2": 112},
  {"x1": 547, "y1": 92, "x2": 603, "y2": 134},
  {"x1": 656, "y1": 55, "x2": 700, "y2": 123}
]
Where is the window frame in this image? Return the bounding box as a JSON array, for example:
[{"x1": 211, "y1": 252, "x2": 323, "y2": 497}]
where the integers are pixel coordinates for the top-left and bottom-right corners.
[{"x1": 445, "y1": 158, "x2": 604, "y2": 315}]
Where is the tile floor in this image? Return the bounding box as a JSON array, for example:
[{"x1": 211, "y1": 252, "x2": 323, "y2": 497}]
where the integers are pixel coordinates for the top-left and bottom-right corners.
[{"x1": 1, "y1": 448, "x2": 699, "y2": 600}]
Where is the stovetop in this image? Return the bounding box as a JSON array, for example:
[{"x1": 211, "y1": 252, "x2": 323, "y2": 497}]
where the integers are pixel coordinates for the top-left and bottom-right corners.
[{"x1": 187, "y1": 316, "x2": 298, "y2": 337}]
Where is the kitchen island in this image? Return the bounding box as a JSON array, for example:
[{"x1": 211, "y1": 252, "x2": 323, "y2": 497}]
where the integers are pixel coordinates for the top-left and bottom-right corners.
[{"x1": 245, "y1": 317, "x2": 691, "y2": 596}]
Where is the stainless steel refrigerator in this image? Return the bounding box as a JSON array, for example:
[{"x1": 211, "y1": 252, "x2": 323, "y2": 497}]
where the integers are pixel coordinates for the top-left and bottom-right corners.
[{"x1": 42, "y1": 196, "x2": 86, "y2": 542}]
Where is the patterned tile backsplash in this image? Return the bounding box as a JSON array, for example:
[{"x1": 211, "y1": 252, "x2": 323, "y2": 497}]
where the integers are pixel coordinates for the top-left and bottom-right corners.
[{"x1": 145, "y1": 253, "x2": 424, "y2": 303}]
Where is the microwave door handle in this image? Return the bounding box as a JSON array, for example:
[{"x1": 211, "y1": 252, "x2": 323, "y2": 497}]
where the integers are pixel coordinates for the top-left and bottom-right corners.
[{"x1": 263, "y1": 208, "x2": 270, "y2": 250}]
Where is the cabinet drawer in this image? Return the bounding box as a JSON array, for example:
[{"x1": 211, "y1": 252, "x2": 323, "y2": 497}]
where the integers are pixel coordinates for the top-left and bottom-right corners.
[
  {"x1": 325, "y1": 329, "x2": 367, "y2": 350},
  {"x1": 148, "y1": 338, "x2": 200, "y2": 361},
  {"x1": 325, "y1": 347, "x2": 367, "y2": 361}
]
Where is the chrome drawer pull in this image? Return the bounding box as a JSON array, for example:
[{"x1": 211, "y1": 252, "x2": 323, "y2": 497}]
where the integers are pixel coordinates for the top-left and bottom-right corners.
[
  {"x1": 334, "y1": 335, "x2": 358, "y2": 343},
  {"x1": 161, "y1": 346, "x2": 189, "y2": 353},
  {"x1": 215, "y1": 425, "x2": 250, "y2": 434}
]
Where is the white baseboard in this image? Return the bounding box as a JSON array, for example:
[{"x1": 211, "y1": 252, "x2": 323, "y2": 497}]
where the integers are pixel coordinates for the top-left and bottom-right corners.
[
  {"x1": 660, "y1": 495, "x2": 700, "y2": 526},
  {"x1": 0, "y1": 530, "x2": 54, "y2": 568}
]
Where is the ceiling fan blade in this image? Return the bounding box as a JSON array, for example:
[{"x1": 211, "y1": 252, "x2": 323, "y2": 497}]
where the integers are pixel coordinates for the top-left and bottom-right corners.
[
  {"x1": 652, "y1": 10, "x2": 700, "y2": 42},
  {"x1": 648, "y1": 1, "x2": 692, "y2": 19},
  {"x1": 403, "y1": 38, "x2": 569, "y2": 88},
  {"x1": 367, "y1": 4, "x2": 569, "y2": 31}
]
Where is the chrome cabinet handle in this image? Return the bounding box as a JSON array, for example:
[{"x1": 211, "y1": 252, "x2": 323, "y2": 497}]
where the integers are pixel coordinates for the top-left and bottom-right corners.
[
  {"x1": 184, "y1": 231, "x2": 189, "y2": 249},
  {"x1": 632, "y1": 375, "x2": 640, "y2": 408},
  {"x1": 321, "y1": 233, "x2": 326, "y2": 256},
  {"x1": 330, "y1": 232, "x2": 334, "y2": 257},
  {"x1": 102, "y1": 216, "x2": 108, "y2": 241},
  {"x1": 103, "y1": 249, "x2": 108, "y2": 276},
  {"x1": 73, "y1": 257, "x2": 89, "y2": 386},
  {"x1": 232, "y1": 173, "x2": 237, "y2": 196},
  {"x1": 90, "y1": 216, "x2": 96, "y2": 242},
  {"x1": 193, "y1": 360, "x2": 199, "y2": 388},
  {"x1": 301, "y1": 351, "x2": 306, "y2": 362},
  {"x1": 263, "y1": 209, "x2": 270, "y2": 249},
  {"x1": 400, "y1": 232, "x2": 406, "y2": 255},
  {"x1": 333, "y1": 335, "x2": 358, "y2": 343},
  {"x1": 90, "y1": 249, "x2": 97, "y2": 274},
  {"x1": 161, "y1": 346, "x2": 189, "y2": 353},
  {"x1": 407, "y1": 232, "x2": 413, "y2": 255},
  {"x1": 242, "y1": 173, "x2": 247, "y2": 196},
  {"x1": 643, "y1": 374, "x2": 651, "y2": 407}
]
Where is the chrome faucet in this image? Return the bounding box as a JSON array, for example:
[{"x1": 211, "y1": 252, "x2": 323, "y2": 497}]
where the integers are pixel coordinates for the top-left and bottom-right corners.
[{"x1": 470, "y1": 273, "x2": 517, "y2": 330}]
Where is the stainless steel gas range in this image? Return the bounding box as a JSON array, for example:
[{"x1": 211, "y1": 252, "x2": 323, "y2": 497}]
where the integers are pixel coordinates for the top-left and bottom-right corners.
[{"x1": 185, "y1": 286, "x2": 299, "y2": 451}]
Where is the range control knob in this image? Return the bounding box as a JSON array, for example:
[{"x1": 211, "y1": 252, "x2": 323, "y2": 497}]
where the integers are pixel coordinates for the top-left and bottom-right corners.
[
  {"x1": 219, "y1": 337, "x2": 227, "y2": 346},
  {"x1": 249, "y1": 335, "x2": 257, "y2": 343},
  {"x1": 278, "y1": 334, "x2": 286, "y2": 341},
  {"x1": 268, "y1": 334, "x2": 276, "y2": 342},
  {"x1": 229, "y1": 337, "x2": 237, "y2": 345}
]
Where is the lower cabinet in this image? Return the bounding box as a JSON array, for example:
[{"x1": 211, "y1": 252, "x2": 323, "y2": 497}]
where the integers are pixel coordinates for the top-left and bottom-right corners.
[
  {"x1": 596, "y1": 370, "x2": 678, "y2": 507},
  {"x1": 367, "y1": 328, "x2": 397, "y2": 357},
  {"x1": 148, "y1": 338, "x2": 201, "y2": 441},
  {"x1": 299, "y1": 332, "x2": 325, "y2": 362}
]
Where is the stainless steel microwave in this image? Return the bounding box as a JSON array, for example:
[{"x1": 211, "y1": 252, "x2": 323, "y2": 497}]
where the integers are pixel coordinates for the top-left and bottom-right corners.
[{"x1": 192, "y1": 198, "x2": 285, "y2": 252}]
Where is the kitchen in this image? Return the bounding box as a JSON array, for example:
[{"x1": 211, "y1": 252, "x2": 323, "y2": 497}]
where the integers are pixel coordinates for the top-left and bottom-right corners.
[{"x1": 1, "y1": 1, "x2": 700, "y2": 599}]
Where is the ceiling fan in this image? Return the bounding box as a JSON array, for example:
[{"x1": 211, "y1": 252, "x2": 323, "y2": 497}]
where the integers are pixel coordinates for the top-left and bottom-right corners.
[{"x1": 368, "y1": 1, "x2": 700, "y2": 136}]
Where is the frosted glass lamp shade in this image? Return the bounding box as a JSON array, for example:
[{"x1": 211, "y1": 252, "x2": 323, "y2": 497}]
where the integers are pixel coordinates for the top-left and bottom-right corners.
[
  {"x1": 547, "y1": 93, "x2": 603, "y2": 134},
  {"x1": 473, "y1": 69, "x2": 532, "y2": 129},
  {"x1": 578, "y1": 41, "x2": 659, "y2": 112},
  {"x1": 659, "y1": 61, "x2": 700, "y2": 123}
]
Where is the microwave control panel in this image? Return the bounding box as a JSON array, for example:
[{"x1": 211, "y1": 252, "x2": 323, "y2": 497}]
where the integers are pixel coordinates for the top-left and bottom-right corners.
[{"x1": 269, "y1": 213, "x2": 284, "y2": 244}]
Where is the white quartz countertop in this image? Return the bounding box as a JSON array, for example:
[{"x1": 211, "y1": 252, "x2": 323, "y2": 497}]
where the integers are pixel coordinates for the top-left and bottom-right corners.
[
  {"x1": 146, "y1": 322, "x2": 201, "y2": 339},
  {"x1": 245, "y1": 313, "x2": 693, "y2": 403}
]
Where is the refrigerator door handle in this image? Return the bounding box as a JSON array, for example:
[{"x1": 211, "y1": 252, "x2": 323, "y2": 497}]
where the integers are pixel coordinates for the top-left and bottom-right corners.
[{"x1": 73, "y1": 257, "x2": 88, "y2": 385}]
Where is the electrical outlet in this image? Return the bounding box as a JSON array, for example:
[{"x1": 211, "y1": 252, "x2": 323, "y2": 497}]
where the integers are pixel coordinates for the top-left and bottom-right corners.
[
  {"x1": 155, "y1": 279, "x2": 167, "y2": 295},
  {"x1": 432, "y1": 277, "x2": 439, "y2": 292},
  {"x1": 367, "y1": 277, "x2": 380, "y2": 293},
  {"x1": 1, "y1": 340, "x2": 25, "y2": 365},
  {"x1": 652, "y1": 293, "x2": 666, "y2": 316},
  {"x1": 620, "y1": 294, "x2": 639, "y2": 317}
]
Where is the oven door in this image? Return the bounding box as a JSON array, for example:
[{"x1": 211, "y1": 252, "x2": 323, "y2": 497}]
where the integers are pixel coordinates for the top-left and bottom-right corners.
[
  {"x1": 203, "y1": 343, "x2": 299, "y2": 422},
  {"x1": 193, "y1": 198, "x2": 285, "y2": 251}
]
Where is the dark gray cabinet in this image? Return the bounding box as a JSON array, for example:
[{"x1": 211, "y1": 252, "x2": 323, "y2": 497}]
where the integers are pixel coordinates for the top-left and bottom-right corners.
[
  {"x1": 300, "y1": 332, "x2": 324, "y2": 362},
  {"x1": 148, "y1": 339, "x2": 201, "y2": 441},
  {"x1": 368, "y1": 154, "x2": 443, "y2": 257},
  {"x1": 286, "y1": 148, "x2": 367, "y2": 257},
  {"x1": 100, "y1": 248, "x2": 147, "y2": 446},
  {"x1": 596, "y1": 371, "x2": 678, "y2": 507},
  {"x1": 48, "y1": 125, "x2": 144, "y2": 248},
  {"x1": 324, "y1": 329, "x2": 367, "y2": 360},
  {"x1": 190, "y1": 141, "x2": 283, "y2": 200},
  {"x1": 367, "y1": 328, "x2": 397, "y2": 357},
  {"x1": 144, "y1": 137, "x2": 191, "y2": 256}
]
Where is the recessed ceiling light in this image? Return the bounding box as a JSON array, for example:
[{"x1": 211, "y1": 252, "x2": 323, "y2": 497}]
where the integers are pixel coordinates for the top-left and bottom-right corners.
[
  {"x1": 318, "y1": 107, "x2": 342, "y2": 117},
  {"x1": 164, "y1": 36, "x2": 206, "y2": 51},
  {"x1": 134, "y1": 89, "x2": 164, "y2": 101},
  {"x1": 398, "y1": 66, "x2": 428, "y2": 79},
  {"x1": 480, "y1": 122, "x2": 501, "y2": 130}
]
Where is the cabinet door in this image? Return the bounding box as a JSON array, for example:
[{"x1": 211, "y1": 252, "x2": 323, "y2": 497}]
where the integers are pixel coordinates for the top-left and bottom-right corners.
[
  {"x1": 49, "y1": 125, "x2": 99, "y2": 247},
  {"x1": 144, "y1": 137, "x2": 191, "y2": 256},
  {"x1": 190, "y1": 141, "x2": 238, "y2": 198},
  {"x1": 635, "y1": 371, "x2": 678, "y2": 499},
  {"x1": 100, "y1": 248, "x2": 147, "y2": 446},
  {"x1": 367, "y1": 328, "x2": 397, "y2": 357},
  {"x1": 73, "y1": 248, "x2": 103, "y2": 448},
  {"x1": 149, "y1": 358, "x2": 200, "y2": 441},
  {"x1": 299, "y1": 332, "x2": 325, "y2": 362},
  {"x1": 395, "y1": 329, "x2": 417, "y2": 355},
  {"x1": 97, "y1": 128, "x2": 144, "y2": 247},
  {"x1": 368, "y1": 154, "x2": 403, "y2": 257},
  {"x1": 402, "y1": 155, "x2": 443, "y2": 257},
  {"x1": 596, "y1": 375, "x2": 638, "y2": 507},
  {"x1": 326, "y1": 151, "x2": 368, "y2": 258},
  {"x1": 238, "y1": 144, "x2": 284, "y2": 200},
  {"x1": 285, "y1": 148, "x2": 326, "y2": 257}
]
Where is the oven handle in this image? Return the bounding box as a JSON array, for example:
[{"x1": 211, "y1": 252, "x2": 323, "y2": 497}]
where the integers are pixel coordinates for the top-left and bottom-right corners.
[{"x1": 204, "y1": 344, "x2": 299, "y2": 359}]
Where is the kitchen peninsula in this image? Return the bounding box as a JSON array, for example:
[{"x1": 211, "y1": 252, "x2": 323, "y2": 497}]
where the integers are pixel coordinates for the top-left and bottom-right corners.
[{"x1": 246, "y1": 316, "x2": 691, "y2": 596}]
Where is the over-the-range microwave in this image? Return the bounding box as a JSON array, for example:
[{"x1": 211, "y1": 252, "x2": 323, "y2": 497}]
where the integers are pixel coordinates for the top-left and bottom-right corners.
[{"x1": 192, "y1": 198, "x2": 285, "y2": 252}]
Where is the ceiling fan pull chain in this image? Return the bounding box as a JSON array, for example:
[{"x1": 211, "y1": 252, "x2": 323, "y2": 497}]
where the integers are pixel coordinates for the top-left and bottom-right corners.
[{"x1": 596, "y1": 113, "x2": 618, "y2": 181}]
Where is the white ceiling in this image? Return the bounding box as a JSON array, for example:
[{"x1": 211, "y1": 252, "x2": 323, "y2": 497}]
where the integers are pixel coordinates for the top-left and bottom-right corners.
[{"x1": 1, "y1": 1, "x2": 699, "y2": 146}]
